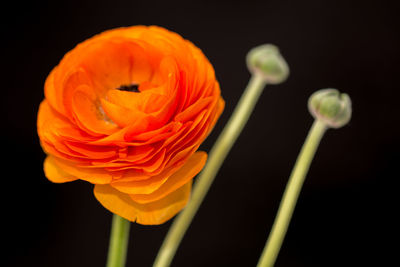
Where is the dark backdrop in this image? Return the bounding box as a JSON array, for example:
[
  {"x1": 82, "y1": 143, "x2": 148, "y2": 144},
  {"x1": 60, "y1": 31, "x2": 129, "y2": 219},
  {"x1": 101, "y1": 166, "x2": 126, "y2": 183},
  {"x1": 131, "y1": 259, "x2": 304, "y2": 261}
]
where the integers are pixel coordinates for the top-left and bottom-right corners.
[{"x1": 3, "y1": 0, "x2": 399, "y2": 266}]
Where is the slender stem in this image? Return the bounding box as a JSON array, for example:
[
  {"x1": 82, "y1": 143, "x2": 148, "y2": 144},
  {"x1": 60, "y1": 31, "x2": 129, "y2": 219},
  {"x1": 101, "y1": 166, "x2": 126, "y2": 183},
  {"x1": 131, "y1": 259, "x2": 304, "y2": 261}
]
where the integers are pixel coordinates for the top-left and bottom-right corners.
[
  {"x1": 256, "y1": 119, "x2": 327, "y2": 267},
  {"x1": 106, "y1": 214, "x2": 131, "y2": 267},
  {"x1": 153, "y1": 75, "x2": 267, "y2": 267}
]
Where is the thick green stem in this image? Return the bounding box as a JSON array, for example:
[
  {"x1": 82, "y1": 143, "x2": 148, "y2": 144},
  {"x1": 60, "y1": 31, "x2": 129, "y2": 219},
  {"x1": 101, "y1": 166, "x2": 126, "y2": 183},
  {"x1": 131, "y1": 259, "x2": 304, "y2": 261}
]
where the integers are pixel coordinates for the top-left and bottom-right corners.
[
  {"x1": 256, "y1": 119, "x2": 327, "y2": 267},
  {"x1": 153, "y1": 75, "x2": 267, "y2": 267},
  {"x1": 106, "y1": 214, "x2": 131, "y2": 267}
]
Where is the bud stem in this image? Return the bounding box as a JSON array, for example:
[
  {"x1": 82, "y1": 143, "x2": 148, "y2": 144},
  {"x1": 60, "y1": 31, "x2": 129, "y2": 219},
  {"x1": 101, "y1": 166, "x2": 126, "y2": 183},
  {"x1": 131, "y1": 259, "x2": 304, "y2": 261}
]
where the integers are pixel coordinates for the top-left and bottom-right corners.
[
  {"x1": 153, "y1": 74, "x2": 267, "y2": 267},
  {"x1": 257, "y1": 119, "x2": 327, "y2": 267},
  {"x1": 106, "y1": 214, "x2": 131, "y2": 267}
]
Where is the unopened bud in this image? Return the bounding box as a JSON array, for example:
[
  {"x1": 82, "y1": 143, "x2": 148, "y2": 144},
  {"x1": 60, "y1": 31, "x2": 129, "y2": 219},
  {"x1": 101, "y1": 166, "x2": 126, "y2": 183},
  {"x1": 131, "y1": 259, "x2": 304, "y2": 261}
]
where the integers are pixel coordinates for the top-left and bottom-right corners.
[
  {"x1": 308, "y1": 88, "x2": 352, "y2": 128},
  {"x1": 246, "y1": 44, "x2": 289, "y2": 84}
]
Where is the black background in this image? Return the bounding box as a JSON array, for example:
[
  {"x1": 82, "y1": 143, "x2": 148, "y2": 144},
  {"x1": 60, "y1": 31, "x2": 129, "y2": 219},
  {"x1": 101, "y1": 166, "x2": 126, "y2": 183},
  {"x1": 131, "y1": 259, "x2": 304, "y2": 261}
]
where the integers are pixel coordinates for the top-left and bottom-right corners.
[{"x1": 3, "y1": 0, "x2": 399, "y2": 266}]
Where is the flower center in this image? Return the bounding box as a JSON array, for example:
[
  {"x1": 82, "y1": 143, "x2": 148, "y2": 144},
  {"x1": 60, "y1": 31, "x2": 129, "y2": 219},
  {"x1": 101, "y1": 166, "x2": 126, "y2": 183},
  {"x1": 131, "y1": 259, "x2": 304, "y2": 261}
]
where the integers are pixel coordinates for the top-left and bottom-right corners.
[{"x1": 116, "y1": 83, "x2": 140, "y2": 93}]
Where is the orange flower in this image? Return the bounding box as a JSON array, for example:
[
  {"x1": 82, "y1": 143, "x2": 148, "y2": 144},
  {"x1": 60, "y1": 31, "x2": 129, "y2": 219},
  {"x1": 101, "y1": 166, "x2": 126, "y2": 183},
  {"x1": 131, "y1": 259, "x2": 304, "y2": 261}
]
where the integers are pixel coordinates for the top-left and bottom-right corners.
[{"x1": 37, "y1": 26, "x2": 224, "y2": 225}]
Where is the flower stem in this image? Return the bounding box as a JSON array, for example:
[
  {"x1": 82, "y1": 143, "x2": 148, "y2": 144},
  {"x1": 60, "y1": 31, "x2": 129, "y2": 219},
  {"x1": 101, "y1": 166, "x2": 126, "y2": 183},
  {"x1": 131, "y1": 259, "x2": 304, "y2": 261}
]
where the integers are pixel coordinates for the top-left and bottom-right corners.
[
  {"x1": 153, "y1": 74, "x2": 267, "y2": 267},
  {"x1": 106, "y1": 214, "x2": 131, "y2": 267},
  {"x1": 256, "y1": 119, "x2": 327, "y2": 267}
]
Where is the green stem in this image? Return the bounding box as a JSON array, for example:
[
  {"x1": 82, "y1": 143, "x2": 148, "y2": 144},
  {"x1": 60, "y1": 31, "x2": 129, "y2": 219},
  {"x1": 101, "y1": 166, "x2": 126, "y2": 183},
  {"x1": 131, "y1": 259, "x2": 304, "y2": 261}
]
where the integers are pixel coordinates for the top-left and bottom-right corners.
[
  {"x1": 153, "y1": 75, "x2": 267, "y2": 267},
  {"x1": 106, "y1": 214, "x2": 131, "y2": 267},
  {"x1": 256, "y1": 119, "x2": 327, "y2": 267}
]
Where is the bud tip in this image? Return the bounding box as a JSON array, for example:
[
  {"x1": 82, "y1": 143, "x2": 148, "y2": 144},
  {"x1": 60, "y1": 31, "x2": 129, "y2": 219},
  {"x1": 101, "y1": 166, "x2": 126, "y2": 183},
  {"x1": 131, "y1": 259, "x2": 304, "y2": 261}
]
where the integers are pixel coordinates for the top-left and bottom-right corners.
[
  {"x1": 246, "y1": 44, "x2": 289, "y2": 84},
  {"x1": 308, "y1": 88, "x2": 352, "y2": 128}
]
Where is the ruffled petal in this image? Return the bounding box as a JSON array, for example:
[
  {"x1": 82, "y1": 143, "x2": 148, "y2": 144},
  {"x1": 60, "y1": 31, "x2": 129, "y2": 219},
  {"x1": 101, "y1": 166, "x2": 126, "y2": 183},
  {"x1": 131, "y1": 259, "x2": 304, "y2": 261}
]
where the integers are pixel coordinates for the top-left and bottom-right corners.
[
  {"x1": 130, "y1": 151, "x2": 206, "y2": 203},
  {"x1": 43, "y1": 156, "x2": 78, "y2": 183},
  {"x1": 49, "y1": 156, "x2": 119, "y2": 184},
  {"x1": 94, "y1": 181, "x2": 192, "y2": 225}
]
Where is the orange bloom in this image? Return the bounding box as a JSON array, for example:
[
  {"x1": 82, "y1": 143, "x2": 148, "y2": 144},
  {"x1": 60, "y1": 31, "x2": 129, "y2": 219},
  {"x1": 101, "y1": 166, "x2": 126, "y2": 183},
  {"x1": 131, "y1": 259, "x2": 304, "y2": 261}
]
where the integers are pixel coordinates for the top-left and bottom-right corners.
[{"x1": 37, "y1": 26, "x2": 224, "y2": 225}]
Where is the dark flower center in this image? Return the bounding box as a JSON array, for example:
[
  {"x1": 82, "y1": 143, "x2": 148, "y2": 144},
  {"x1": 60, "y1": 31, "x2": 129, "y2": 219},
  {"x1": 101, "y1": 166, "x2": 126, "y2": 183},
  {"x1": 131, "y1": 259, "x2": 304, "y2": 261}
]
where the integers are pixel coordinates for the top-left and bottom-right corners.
[{"x1": 116, "y1": 84, "x2": 140, "y2": 92}]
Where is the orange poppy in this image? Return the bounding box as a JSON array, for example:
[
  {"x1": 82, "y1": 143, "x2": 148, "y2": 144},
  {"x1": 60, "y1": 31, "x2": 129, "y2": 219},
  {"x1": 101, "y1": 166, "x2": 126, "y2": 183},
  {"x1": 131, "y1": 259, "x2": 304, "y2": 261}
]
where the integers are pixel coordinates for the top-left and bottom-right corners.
[{"x1": 37, "y1": 26, "x2": 224, "y2": 225}]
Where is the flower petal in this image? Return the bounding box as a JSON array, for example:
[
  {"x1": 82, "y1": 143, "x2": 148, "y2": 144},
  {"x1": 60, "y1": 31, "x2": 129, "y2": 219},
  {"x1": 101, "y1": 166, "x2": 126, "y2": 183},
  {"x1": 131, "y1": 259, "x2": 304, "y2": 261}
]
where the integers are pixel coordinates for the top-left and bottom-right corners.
[
  {"x1": 49, "y1": 156, "x2": 118, "y2": 184},
  {"x1": 130, "y1": 151, "x2": 207, "y2": 204},
  {"x1": 72, "y1": 89, "x2": 119, "y2": 135},
  {"x1": 94, "y1": 181, "x2": 192, "y2": 225},
  {"x1": 110, "y1": 150, "x2": 204, "y2": 194},
  {"x1": 43, "y1": 156, "x2": 78, "y2": 183}
]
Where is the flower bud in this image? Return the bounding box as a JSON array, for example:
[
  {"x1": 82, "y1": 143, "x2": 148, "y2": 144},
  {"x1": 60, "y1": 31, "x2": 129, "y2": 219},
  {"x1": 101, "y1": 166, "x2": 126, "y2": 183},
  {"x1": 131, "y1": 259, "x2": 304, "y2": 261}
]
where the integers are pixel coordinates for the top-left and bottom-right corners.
[
  {"x1": 246, "y1": 44, "x2": 289, "y2": 84},
  {"x1": 308, "y1": 88, "x2": 352, "y2": 128}
]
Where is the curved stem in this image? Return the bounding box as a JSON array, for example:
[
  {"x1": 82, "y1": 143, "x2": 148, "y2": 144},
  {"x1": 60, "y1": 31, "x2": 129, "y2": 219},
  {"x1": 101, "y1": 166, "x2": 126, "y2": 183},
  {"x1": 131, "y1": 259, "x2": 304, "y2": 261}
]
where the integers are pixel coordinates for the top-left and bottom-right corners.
[
  {"x1": 256, "y1": 119, "x2": 327, "y2": 267},
  {"x1": 106, "y1": 214, "x2": 131, "y2": 267},
  {"x1": 153, "y1": 75, "x2": 267, "y2": 267}
]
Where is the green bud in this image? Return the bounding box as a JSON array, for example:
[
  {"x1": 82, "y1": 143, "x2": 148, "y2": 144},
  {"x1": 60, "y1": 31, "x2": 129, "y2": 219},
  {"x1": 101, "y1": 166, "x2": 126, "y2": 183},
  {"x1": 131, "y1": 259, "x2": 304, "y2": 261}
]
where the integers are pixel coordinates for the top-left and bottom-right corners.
[
  {"x1": 246, "y1": 44, "x2": 289, "y2": 84},
  {"x1": 308, "y1": 88, "x2": 352, "y2": 128}
]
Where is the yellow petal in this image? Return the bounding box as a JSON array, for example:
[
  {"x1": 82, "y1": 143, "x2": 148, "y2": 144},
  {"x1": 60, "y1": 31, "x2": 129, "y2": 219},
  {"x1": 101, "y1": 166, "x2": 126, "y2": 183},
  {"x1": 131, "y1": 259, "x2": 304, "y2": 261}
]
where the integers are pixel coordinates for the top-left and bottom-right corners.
[
  {"x1": 44, "y1": 156, "x2": 77, "y2": 183},
  {"x1": 94, "y1": 181, "x2": 192, "y2": 225}
]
